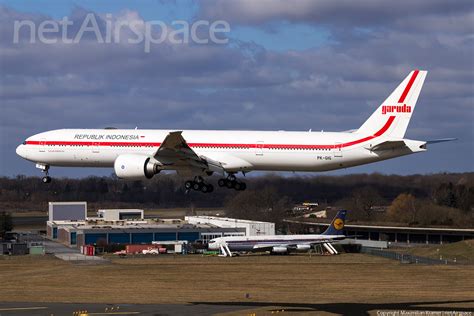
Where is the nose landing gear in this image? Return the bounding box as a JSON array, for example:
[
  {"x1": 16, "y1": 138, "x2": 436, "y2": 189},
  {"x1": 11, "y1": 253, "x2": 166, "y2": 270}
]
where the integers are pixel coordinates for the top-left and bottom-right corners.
[
  {"x1": 36, "y1": 163, "x2": 51, "y2": 184},
  {"x1": 42, "y1": 176, "x2": 52, "y2": 184}
]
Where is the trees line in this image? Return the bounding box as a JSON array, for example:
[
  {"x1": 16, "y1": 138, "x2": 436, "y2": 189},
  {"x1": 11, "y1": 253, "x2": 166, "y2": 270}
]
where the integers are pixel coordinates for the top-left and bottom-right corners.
[{"x1": 0, "y1": 172, "x2": 472, "y2": 228}]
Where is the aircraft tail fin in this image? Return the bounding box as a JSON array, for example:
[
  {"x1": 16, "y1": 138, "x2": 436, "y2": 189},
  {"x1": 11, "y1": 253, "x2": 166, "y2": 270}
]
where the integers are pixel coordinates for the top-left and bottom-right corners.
[
  {"x1": 357, "y1": 70, "x2": 428, "y2": 139},
  {"x1": 322, "y1": 210, "x2": 347, "y2": 236}
]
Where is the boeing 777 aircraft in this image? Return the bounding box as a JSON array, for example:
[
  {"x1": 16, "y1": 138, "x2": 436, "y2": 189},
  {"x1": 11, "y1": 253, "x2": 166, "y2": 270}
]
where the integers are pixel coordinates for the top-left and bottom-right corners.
[
  {"x1": 16, "y1": 70, "x2": 454, "y2": 192},
  {"x1": 208, "y1": 210, "x2": 347, "y2": 256}
]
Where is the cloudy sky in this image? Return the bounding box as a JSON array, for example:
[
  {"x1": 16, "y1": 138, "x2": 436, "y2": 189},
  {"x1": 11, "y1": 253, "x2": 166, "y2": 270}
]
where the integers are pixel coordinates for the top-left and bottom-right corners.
[{"x1": 0, "y1": 0, "x2": 473, "y2": 177}]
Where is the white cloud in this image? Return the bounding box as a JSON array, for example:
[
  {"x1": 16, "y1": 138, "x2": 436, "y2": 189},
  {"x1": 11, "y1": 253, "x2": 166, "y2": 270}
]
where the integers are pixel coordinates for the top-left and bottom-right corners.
[{"x1": 0, "y1": 3, "x2": 473, "y2": 176}]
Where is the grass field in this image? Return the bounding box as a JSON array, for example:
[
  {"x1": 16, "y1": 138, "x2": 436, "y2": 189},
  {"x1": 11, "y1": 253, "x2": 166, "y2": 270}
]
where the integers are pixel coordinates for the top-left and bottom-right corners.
[
  {"x1": 390, "y1": 240, "x2": 474, "y2": 263},
  {"x1": 0, "y1": 253, "x2": 473, "y2": 314}
]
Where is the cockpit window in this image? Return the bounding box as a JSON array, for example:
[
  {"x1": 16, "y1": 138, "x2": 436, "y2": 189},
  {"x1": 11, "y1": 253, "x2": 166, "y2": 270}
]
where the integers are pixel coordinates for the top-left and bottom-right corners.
[{"x1": 22, "y1": 141, "x2": 26, "y2": 145}]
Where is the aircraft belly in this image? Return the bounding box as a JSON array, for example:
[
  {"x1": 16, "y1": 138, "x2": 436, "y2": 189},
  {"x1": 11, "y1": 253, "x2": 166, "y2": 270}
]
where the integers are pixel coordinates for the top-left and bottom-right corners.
[
  {"x1": 227, "y1": 244, "x2": 255, "y2": 252},
  {"x1": 235, "y1": 151, "x2": 342, "y2": 172},
  {"x1": 30, "y1": 147, "x2": 156, "y2": 168}
]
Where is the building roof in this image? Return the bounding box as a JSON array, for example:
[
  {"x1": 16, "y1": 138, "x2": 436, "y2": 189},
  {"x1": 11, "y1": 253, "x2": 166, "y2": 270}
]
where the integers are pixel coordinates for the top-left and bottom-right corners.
[
  {"x1": 98, "y1": 209, "x2": 144, "y2": 212},
  {"x1": 185, "y1": 216, "x2": 274, "y2": 225},
  {"x1": 48, "y1": 219, "x2": 245, "y2": 232},
  {"x1": 284, "y1": 219, "x2": 474, "y2": 233}
]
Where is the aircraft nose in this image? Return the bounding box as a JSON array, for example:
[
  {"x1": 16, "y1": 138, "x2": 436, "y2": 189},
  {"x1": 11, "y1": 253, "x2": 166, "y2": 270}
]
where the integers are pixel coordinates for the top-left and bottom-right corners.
[{"x1": 16, "y1": 144, "x2": 26, "y2": 158}]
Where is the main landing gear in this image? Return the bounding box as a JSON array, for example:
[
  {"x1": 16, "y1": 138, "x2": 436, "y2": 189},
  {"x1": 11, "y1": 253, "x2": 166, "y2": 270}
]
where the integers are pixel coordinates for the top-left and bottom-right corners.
[
  {"x1": 185, "y1": 176, "x2": 214, "y2": 193},
  {"x1": 184, "y1": 174, "x2": 247, "y2": 193},
  {"x1": 36, "y1": 163, "x2": 51, "y2": 184},
  {"x1": 218, "y1": 174, "x2": 246, "y2": 191}
]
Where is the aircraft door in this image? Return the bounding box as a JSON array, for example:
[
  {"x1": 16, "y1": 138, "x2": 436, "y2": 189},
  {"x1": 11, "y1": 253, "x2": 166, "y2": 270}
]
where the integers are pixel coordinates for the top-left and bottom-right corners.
[
  {"x1": 333, "y1": 143, "x2": 343, "y2": 158},
  {"x1": 92, "y1": 142, "x2": 100, "y2": 154},
  {"x1": 256, "y1": 141, "x2": 264, "y2": 156},
  {"x1": 39, "y1": 138, "x2": 46, "y2": 152}
]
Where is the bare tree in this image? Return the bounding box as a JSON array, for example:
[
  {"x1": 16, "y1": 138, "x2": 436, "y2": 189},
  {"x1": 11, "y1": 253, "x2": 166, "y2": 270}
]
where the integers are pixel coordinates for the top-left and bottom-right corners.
[
  {"x1": 225, "y1": 187, "x2": 291, "y2": 230},
  {"x1": 349, "y1": 186, "x2": 383, "y2": 220},
  {"x1": 0, "y1": 212, "x2": 13, "y2": 238}
]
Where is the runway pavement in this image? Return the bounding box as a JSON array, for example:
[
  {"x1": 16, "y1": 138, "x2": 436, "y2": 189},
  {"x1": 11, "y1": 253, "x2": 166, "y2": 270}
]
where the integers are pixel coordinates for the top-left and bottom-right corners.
[{"x1": 0, "y1": 302, "x2": 249, "y2": 316}]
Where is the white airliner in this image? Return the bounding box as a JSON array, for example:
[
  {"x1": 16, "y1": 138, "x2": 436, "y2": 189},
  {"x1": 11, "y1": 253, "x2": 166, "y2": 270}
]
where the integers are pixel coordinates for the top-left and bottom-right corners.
[
  {"x1": 16, "y1": 70, "x2": 454, "y2": 192},
  {"x1": 208, "y1": 210, "x2": 347, "y2": 256}
]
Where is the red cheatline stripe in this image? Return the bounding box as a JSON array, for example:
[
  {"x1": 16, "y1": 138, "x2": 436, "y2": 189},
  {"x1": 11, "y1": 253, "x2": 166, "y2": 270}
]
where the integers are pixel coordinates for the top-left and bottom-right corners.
[
  {"x1": 25, "y1": 116, "x2": 396, "y2": 150},
  {"x1": 337, "y1": 115, "x2": 395, "y2": 147},
  {"x1": 339, "y1": 135, "x2": 374, "y2": 148},
  {"x1": 373, "y1": 115, "x2": 396, "y2": 137},
  {"x1": 398, "y1": 70, "x2": 419, "y2": 103},
  {"x1": 26, "y1": 141, "x2": 160, "y2": 147}
]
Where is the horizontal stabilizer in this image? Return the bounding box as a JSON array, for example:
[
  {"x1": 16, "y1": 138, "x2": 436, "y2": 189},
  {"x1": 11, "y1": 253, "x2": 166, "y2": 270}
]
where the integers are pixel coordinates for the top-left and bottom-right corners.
[
  {"x1": 369, "y1": 140, "x2": 407, "y2": 151},
  {"x1": 426, "y1": 138, "x2": 457, "y2": 144}
]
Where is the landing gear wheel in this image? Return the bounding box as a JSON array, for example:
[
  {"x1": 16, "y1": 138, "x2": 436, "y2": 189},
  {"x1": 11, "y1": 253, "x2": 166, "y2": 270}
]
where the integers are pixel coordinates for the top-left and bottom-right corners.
[
  {"x1": 218, "y1": 174, "x2": 247, "y2": 191},
  {"x1": 38, "y1": 164, "x2": 51, "y2": 184},
  {"x1": 185, "y1": 181, "x2": 193, "y2": 190},
  {"x1": 225, "y1": 179, "x2": 234, "y2": 189},
  {"x1": 201, "y1": 185, "x2": 209, "y2": 193},
  {"x1": 234, "y1": 182, "x2": 242, "y2": 191},
  {"x1": 207, "y1": 184, "x2": 214, "y2": 193},
  {"x1": 184, "y1": 177, "x2": 214, "y2": 193}
]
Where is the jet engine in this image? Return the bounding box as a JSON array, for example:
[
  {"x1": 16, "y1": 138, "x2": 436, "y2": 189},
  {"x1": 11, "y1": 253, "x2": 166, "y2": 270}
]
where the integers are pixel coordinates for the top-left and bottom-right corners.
[
  {"x1": 296, "y1": 244, "x2": 311, "y2": 251},
  {"x1": 271, "y1": 246, "x2": 288, "y2": 253},
  {"x1": 114, "y1": 154, "x2": 161, "y2": 180}
]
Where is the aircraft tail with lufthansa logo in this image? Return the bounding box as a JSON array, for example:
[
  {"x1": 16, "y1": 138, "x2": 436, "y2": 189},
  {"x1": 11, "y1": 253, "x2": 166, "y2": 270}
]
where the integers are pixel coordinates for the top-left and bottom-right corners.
[{"x1": 322, "y1": 210, "x2": 347, "y2": 236}]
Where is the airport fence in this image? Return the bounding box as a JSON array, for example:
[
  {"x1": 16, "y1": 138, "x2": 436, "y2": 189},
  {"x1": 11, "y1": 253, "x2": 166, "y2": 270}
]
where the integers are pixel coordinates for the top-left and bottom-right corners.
[{"x1": 360, "y1": 247, "x2": 461, "y2": 265}]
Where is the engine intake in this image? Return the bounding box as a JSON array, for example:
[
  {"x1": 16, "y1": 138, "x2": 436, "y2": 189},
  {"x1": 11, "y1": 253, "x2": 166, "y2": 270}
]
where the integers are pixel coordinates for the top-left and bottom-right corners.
[{"x1": 114, "y1": 154, "x2": 161, "y2": 180}]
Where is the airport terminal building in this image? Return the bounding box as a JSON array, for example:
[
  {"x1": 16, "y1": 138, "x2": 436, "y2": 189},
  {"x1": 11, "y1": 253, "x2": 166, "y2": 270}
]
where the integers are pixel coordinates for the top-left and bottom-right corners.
[
  {"x1": 49, "y1": 220, "x2": 247, "y2": 247},
  {"x1": 285, "y1": 219, "x2": 474, "y2": 245},
  {"x1": 185, "y1": 216, "x2": 275, "y2": 236},
  {"x1": 46, "y1": 202, "x2": 273, "y2": 248}
]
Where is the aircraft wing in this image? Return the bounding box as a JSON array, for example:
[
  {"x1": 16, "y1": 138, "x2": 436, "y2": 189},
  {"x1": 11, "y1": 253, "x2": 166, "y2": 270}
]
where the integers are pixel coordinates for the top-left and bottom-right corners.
[
  {"x1": 284, "y1": 238, "x2": 344, "y2": 248},
  {"x1": 252, "y1": 244, "x2": 277, "y2": 251},
  {"x1": 251, "y1": 238, "x2": 343, "y2": 251},
  {"x1": 154, "y1": 131, "x2": 225, "y2": 175}
]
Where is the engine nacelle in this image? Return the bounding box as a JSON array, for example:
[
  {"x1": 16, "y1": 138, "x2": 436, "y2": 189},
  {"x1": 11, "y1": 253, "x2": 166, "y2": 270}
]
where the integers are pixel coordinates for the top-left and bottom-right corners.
[
  {"x1": 271, "y1": 246, "x2": 288, "y2": 253},
  {"x1": 296, "y1": 244, "x2": 311, "y2": 251},
  {"x1": 114, "y1": 154, "x2": 161, "y2": 180}
]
